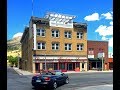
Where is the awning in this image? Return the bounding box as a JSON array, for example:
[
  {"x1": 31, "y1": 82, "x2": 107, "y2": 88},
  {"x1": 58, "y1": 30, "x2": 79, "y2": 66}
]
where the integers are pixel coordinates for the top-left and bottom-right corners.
[{"x1": 88, "y1": 58, "x2": 102, "y2": 62}]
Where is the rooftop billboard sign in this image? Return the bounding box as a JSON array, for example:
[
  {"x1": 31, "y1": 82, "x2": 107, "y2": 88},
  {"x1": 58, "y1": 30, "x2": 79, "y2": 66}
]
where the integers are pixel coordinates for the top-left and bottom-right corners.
[{"x1": 45, "y1": 12, "x2": 76, "y2": 28}]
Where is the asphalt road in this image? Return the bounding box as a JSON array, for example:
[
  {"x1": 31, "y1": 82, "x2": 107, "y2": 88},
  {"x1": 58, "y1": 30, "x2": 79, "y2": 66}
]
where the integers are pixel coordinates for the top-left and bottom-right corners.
[{"x1": 7, "y1": 67, "x2": 113, "y2": 90}]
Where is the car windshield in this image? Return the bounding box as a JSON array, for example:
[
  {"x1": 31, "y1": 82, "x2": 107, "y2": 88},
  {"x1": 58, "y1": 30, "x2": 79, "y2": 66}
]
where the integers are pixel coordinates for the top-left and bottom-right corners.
[
  {"x1": 55, "y1": 71, "x2": 62, "y2": 75},
  {"x1": 40, "y1": 70, "x2": 62, "y2": 75}
]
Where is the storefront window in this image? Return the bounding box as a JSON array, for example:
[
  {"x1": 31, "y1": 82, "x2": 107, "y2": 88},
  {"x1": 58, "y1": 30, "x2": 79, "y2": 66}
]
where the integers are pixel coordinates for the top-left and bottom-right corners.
[
  {"x1": 60, "y1": 63, "x2": 65, "y2": 69},
  {"x1": 76, "y1": 63, "x2": 80, "y2": 68},
  {"x1": 54, "y1": 63, "x2": 58, "y2": 70}
]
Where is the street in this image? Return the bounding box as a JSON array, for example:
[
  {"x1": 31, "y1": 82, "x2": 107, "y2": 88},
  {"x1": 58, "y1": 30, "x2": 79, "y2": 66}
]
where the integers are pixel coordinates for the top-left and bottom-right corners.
[{"x1": 7, "y1": 67, "x2": 113, "y2": 90}]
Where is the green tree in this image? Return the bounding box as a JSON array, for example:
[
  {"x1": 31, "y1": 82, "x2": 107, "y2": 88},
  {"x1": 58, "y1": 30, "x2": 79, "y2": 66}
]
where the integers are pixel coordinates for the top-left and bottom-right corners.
[
  {"x1": 14, "y1": 56, "x2": 18, "y2": 67},
  {"x1": 7, "y1": 56, "x2": 18, "y2": 67}
]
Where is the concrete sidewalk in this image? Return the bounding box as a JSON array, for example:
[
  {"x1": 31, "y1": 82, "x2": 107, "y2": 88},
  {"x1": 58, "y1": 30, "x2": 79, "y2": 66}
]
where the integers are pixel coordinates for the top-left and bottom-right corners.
[
  {"x1": 13, "y1": 67, "x2": 33, "y2": 75},
  {"x1": 13, "y1": 67, "x2": 113, "y2": 76}
]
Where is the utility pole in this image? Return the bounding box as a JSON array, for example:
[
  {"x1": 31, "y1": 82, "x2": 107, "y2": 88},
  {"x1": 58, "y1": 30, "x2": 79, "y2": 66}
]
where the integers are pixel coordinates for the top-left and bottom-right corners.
[{"x1": 32, "y1": 0, "x2": 34, "y2": 16}]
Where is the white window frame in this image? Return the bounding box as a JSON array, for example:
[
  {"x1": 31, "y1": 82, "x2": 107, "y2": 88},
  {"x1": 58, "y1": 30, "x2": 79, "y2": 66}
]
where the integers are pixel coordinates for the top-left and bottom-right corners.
[
  {"x1": 77, "y1": 32, "x2": 83, "y2": 39},
  {"x1": 51, "y1": 30, "x2": 59, "y2": 38},
  {"x1": 65, "y1": 43, "x2": 72, "y2": 50},
  {"x1": 64, "y1": 31, "x2": 71, "y2": 38},
  {"x1": 52, "y1": 43, "x2": 59, "y2": 50},
  {"x1": 77, "y1": 44, "x2": 84, "y2": 51},
  {"x1": 37, "y1": 28, "x2": 45, "y2": 36},
  {"x1": 37, "y1": 42, "x2": 46, "y2": 50}
]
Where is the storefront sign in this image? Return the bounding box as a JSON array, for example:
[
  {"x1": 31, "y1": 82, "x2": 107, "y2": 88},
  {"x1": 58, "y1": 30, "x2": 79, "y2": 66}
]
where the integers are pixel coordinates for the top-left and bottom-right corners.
[
  {"x1": 98, "y1": 53, "x2": 105, "y2": 58},
  {"x1": 88, "y1": 55, "x2": 94, "y2": 58}
]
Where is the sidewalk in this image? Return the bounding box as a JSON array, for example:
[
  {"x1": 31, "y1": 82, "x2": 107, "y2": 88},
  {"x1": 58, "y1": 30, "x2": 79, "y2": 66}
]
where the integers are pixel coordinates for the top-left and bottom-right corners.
[
  {"x1": 13, "y1": 67, "x2": 34, "y2": 75},
  {"x1": 13, "y1": 67, "x2": 113, "y2": 76}
]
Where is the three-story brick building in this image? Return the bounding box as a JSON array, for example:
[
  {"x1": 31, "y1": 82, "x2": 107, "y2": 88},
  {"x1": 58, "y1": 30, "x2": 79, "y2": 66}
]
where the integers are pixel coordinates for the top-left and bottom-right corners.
[{"x1": 20, "y1": 12, "x2": 88, "y2": 73}]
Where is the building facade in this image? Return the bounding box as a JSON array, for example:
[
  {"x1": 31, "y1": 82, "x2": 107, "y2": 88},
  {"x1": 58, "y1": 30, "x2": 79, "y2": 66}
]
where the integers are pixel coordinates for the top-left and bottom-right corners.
[
  {"x1": 87, "y1": 40, "x2": 108, "y2": 70},
  {"x1": 20, "y1": 12, "x2": 88, "y2": 73}
]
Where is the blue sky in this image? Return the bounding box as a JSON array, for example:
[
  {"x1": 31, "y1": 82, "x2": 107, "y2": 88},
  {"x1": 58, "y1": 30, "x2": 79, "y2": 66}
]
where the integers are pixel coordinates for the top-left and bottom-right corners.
[{"x1": 7, "y1": 0, "x2": 113, "y2": 53}]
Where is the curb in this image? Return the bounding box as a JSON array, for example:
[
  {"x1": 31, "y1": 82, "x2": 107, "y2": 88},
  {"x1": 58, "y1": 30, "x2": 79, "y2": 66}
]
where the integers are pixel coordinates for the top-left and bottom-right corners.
[
  {"x1": 13, "y1": 68, "x2": 23, "y2": 75},
  {"x1": 64, "y1": 71, "x2": 113, "y2": 74},
  {"x1": 12, "y1": 67, "x2": 113, "y2": 75}
]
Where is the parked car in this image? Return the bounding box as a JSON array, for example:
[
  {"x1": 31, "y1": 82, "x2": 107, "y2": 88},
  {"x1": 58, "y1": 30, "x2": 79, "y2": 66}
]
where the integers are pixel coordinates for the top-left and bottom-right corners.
[{"x1": 31, "y1": 70, "x2": 69, "y2": 89}]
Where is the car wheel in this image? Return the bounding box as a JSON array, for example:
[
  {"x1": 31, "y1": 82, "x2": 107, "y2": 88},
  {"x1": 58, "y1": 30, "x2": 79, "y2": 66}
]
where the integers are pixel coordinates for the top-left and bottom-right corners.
[
  {"x1": 53, "y1": 82, "x2": 57, "y2": 89},
  {"x1": 65, "y1": 78, "x2": 69, "y2": 84}
]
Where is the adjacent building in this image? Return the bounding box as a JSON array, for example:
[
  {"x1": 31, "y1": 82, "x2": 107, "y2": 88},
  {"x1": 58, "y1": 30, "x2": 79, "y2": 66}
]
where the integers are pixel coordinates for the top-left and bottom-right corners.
[
  {"x1": 20, "y1": 12, "x2": 88, "y2": 73},
  {"x1": 87, "y1": 40, "x2": 108, "y2": 70}
]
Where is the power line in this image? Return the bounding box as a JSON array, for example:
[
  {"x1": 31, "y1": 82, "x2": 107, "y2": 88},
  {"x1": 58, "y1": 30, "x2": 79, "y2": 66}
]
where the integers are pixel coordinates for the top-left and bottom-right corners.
[{"x1": 32, "y1": 0, "x2": 34, "y2": 16}]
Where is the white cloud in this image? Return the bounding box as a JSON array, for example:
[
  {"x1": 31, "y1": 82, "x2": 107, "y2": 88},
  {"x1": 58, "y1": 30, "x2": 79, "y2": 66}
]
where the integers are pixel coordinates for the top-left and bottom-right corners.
[
  {"x1": 108, "y1": 37, "x2": 113, "y2": 48},
  {"x1": 110, "y1": 21, "x2": 113, "y2": 25},
  {"x1": 84, "y1": 13, "x2": 99, "y2": 21},
  {"x1": 101, "y1": 12, "x2": 113, "y2": 20},
  {"x1": 95, "y1": 25, "x2": 113, "y2": 36},
  {"x1": 101, "y1": 36, "x2": 109, "y2": 40},
  {"x1": 13, "y1": 32, "x2": 23, "y2": 39},
  {"x1": 101, "y1": 36, "x2": 113, "y2": 48}
]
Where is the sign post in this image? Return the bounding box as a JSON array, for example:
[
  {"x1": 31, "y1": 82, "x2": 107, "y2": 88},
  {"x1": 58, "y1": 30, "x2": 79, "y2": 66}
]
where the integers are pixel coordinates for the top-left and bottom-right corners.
[
  {"x1": 98, "y1": 53, "x2": 105, "y2": 71},
  {"x1": 102, "y1": 56, "x2": 104, "y2": 71}
]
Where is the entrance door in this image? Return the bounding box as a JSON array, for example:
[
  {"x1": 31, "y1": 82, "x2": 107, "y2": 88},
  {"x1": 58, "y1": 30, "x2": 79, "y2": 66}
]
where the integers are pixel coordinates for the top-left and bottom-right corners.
[
  {"x1": 67, "y1": 63, "x2": 73, "y2": 70},
  {"x1": 35, "y1": 63, "x2": 40, "y2": 73},
  {"x1": 82, "y1": 63, "x2": 85, "y2": 71}
]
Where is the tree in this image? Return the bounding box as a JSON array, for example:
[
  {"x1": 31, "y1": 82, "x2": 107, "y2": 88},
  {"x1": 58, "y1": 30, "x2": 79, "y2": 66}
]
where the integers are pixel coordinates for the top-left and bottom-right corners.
[{"x1": 7, "y1": 56, "x2": 18, "y2": 67}]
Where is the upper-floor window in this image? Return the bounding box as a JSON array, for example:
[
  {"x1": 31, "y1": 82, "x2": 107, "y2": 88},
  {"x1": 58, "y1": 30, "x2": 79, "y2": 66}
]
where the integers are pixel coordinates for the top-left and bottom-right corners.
[
  {"x1": 99, "y1": 48, "x2": 104, "y2": 53},
  {"x1": 37, "y1": 28, "x2": 45, "y2": 36},
  {"x1": 37, "y1": 42, "x2": 46, "y2": 50},
  {"x1": 52, "y1": 43, "x2": 59, "y2": 50},
  {"x1": 64, "y1": 31, "x2": 71, "y2": 38},
  {"x1": 88, "y1": 48, "x2": 94, "y2": 54},
  {"x1": 89, "y1": 48, "x2": 94, "y2": 51},
  {"x1": 77, "y1": 44, "x2": 84, "y2": 51},
  {"x1": 77, "y1": 32, "x2": 83, "y2": 39},
  {"x1": 52, "y1": 30, "x2": 59, "y2": 38},
  {"x1": 65, "y1": 43, "x2": 72, "y2": 50}
]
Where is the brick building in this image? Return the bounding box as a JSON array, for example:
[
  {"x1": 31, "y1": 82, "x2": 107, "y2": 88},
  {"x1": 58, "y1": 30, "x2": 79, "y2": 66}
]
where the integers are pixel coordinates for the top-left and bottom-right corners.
[
  {"x1": 87, "y1": 40, "x2": 108, "y2": 70},
  {"x1": 107, "y1": 58, "x2": 113, "y2": 70},
  {"x1": 20, "y1": 12, "x2": 88, "y2": 73}
]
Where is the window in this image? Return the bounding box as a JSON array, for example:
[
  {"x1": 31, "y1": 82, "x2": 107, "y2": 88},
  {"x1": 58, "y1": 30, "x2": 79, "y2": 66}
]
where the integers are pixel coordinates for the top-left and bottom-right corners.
[
  {"x1": 65, "y1": 43, "x2": 72, "y2": 50},
  {"x1": 77, "y1": 32, "x2": 83, "y2": 39},
  {"x1": 88, "y1": 48, "x2": 94, "y2": 54},
  {"x1": 52, "y1": 43, "x2": 59, "y2": 50},
  {"x1": 77, "y1": 44, "x2": 84, "y2": 51},
  {"x1": 76, "y1": 63, "x2": 80, "y2": 68},
  {"x1": 37, "y1": 42, "x2": 46, "y2": 49},
  {"x1": 89, "y1": 48, "x2": 94, "y2": 50},
  {"x1": 64, "y1": 31, "x2": 71, "y2": 38},
  {"x1": 60, "y1": 63, "x2": 65, "y2": 69},
  {"x1": 37, "y1": 28, "x2": 45, "y2": 36},
  {"x1": 52, "y1": 30, "x2": 59, "y2": 38}
]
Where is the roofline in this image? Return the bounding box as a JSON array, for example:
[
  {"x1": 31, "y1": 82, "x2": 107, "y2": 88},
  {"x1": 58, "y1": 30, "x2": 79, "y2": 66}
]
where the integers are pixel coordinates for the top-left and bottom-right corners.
[
  {"x1": 87, "y1": 40, "x2": 108, "y2": 42},
  {"x1": 20, "y1": 27, "x2": 29, "y2": 43}
]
